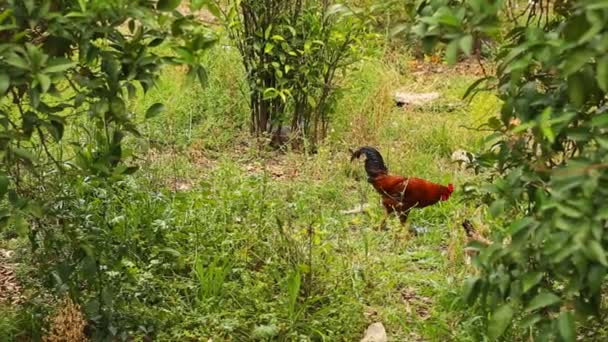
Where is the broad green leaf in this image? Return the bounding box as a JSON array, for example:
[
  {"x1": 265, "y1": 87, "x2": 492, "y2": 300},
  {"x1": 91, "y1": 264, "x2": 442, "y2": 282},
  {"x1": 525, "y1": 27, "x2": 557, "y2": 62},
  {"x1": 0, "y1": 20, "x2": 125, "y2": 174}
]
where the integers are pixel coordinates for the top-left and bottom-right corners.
[
  {"x1": 37, "y1": 73, "x2": 51, "y2": 93},
  {"x1": 489, "y1": 198, "x2": 505, "y2": 218},
  {"x1": 146, "y1": 103, "x2": 166, "y2": 119},
  {"x1": 11, "y1": 147, "x2": 36, "y2": 163},
  {"x1": 596, "y1": 136, "x2": 608, "y2": 149},
  {"x1": 463, "y1": 276, "x2": 481, "y2": 305},
  {"x1": 264, "y1": 43, "x2": 275, "y2": 54},
  {"x1": 562, "y1": 50, "x2": 593, "y2": 76},
  {"x1": 557, "y1": 203, "x2": 582, "y2": 218},
  {"x1": 459, "y1": 35, "x2": 474, "y2": 56},
  {"x1": 539, "y1": 107, "x2": 554, "y2": 142},
  {"x1": 488, "y1": 304, "x2": 514, "y2": 340},
  {"x1": 159, "y1": 247, "x2": 182, "y2": 257},
  {"x1": 526, "y1": 291, "x2": 561, "y2": 312},
  {"x1": 557, "y1": 312, "x2": 575, "y2": 342},
  {"x1": 175, "y1": 47, "x2": 194, "y2": 63},
  {"x1": 390, "y1": 23, "x2": 408, "y2": 37},
  {"x1": 191, "y1": 0, "x2": 205, "y2": 10},
  {"x1": 588, "y1": 241, "x2": 608, "y2": 266},
  {"x1": 592, "y1": 113, "x2": 608, "y2": 127},
  {"x1": 205, "y1": 1, "x2": 221, "y2": 17},
  {"x1": 264, "y1": 24, "x2": 273, "y2": 40},
  {"x1": 157, "y1": 0, "x2": 181, "y2": 11},
  {"x1": 567, "y1": 73, "x2": 586, "y2": 107},
  {"x1": 435, "y1": 7, "x2": 460, "y2": 27},
  {"x1": 597, "y1": 56, "x2": 608, "y2": 93},
  {"x1": 588, "y1": 265, "x2": 606, "y2": 293},
  {"x1": 5, "y1": 54, "x2": 29, "y2": 69},
  {"x1": 110, "y1": 97, "x2": 126, "y2": 116},
  {"x1": 13, "y1": 215, "x2": 29, "y2": 237},
  {"x1": 445, "y1": 40, "x2": 459, "y2": 66},
  {"x1": 42, "y1": 60, "x2": 76, "y2": 73},
  {"x1": 0, "y1": 74, "x2": 9, "y2": 94},
  {"x1": 522, "y1": 272, "x2": 542, "y2": 293},
  {"x1": 509, "y1": 217, "x2": 536, "y2": 235}
]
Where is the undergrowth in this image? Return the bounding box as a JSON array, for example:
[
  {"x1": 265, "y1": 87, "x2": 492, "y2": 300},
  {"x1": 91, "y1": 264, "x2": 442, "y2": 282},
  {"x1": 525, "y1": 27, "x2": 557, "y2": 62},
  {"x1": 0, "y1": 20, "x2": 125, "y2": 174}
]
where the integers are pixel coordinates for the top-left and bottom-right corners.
[{"x1": 2, "y1": 41, "x2": 501, "y2": 340}]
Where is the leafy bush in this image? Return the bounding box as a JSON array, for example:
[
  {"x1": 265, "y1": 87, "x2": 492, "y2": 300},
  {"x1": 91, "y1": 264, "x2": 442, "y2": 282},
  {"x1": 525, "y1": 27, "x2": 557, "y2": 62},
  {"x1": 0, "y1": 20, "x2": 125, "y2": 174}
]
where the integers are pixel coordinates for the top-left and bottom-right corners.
[
  {"x1": 0, "y1": 0, "x2": 215, "y2": 337},
  {"x1": 415, "y1": 0, "x2": 608, "y2": 339},
  {"x1": 218, "y1": 0, "x2": 377, "y2": 147}
]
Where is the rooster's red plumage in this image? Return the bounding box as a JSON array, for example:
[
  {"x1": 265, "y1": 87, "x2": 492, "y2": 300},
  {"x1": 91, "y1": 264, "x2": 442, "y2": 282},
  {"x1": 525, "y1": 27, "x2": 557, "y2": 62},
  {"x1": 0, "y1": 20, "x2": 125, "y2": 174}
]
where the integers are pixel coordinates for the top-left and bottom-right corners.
[{"x1": 351, "y1": 146, "x2": 454, "y2": 231}]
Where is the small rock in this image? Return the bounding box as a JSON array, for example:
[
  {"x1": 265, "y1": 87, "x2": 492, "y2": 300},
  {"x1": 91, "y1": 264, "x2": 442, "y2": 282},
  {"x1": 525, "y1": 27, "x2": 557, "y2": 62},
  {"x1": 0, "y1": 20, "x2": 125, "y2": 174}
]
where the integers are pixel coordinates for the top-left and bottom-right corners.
[
  {"x1": 394, "y1": 91, "x2": 440, "y2": 107},
  {"x1": 361, "y1": 322, "x2": 387, "y2": 342},
  {"x1": 451, "y1": 149, "x2": 475, "y2": 169}
]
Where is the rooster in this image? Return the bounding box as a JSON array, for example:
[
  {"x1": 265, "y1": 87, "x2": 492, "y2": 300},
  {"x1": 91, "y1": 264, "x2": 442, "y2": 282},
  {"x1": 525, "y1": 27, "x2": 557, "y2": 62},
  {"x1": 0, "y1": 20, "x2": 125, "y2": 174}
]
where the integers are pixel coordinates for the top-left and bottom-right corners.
[{"x1": 350, "y1": 146, "x2": 454, "y2": 232}]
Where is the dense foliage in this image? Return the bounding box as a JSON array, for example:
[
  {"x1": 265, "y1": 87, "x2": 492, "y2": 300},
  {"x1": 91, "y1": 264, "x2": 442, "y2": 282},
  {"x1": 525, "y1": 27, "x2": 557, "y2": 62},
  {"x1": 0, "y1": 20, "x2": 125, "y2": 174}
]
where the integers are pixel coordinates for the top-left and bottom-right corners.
[
  {"x1": 415, "y1": 0, "x2": 608, "y2": 339},
  {"x1": 7, "y1": 0, "x2": 608, "y2": 340},
  {"x1": 0, "y1": 0, "x2": 215, "y2": 338},
  {"x1": 219, "y1": 0, "x2": 378, "y2": 147}
]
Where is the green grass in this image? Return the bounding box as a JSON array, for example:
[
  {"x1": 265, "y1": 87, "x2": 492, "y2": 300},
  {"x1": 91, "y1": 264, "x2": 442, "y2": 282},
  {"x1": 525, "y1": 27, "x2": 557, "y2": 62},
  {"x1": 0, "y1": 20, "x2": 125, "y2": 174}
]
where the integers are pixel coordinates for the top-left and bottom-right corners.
[
  {"x1": 116, "y1": 47, "x2": 499, "y2": 340},
  {"x1": 2, "y1": 43, "x2": 501, "y2": 340}
]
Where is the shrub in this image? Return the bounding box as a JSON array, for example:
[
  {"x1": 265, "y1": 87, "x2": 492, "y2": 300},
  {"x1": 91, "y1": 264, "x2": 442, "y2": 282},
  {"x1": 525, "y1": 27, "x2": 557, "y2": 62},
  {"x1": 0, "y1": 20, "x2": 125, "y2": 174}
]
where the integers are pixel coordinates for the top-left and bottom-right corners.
[{"x1": 414, "y1": 0, "x2": 608, "y2": 339}]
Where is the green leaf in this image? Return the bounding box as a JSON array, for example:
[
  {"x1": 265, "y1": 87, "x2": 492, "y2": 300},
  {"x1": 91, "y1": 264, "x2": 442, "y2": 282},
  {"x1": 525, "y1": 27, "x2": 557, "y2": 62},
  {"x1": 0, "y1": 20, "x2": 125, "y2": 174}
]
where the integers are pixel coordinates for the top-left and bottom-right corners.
[
  {"x1": 49, "y1": 119, "x2": 65, "y2": 141},
  {"x1": 11, "y1": 147, "x2": 36, "y2": 163},
  {"x1": 597, "y1": 56, "x2": 608, "y2": 93},
  {"x1": 435, "y1": 8, "x2": 460, "y2": 27},
  {"x1": 264, "y1": 43, "x2": 275, "y2": 54},
  {"x1": 567, "y1": 73, "x2": 586, "y2": 107},
  {"x1": 539, "y1": 107, "x2": 555, "y2": 142},
  {"x1": 489, "y1": 198, "x2": 505, "y2": 218},
  {"x1": 557, "y1": 203, "x2": 582, "y2": 218},
  {"x1": 13, "y1": 214, "x2": 29, "y2": 237},
  {"x1": 264, "y1": 24, "x2": 273, "y2": 40},
  {"x1": 588, "y1": 241, "x2": 608, "y2": 266},
  {"x1": 557, "y1": 312, "x2": 575, "y2": 342},
  {"x1": 462, "y1": 76, "x2": 493, "y2": 100},
  {"x1": 37, "y1": 73, "x2": 51, "y2": 93},
  {"x1": 488, "y1": 304, "x2": 514, "y2": 340},
  {"x1": 445, "y1": 40, "x2": 459, "y2": 66},
  {"x1": 157, "y1": 0, "x2": 181, "y2": 11},
  {"x1": 191, "y1": 0, "x2": 205, "y2": 10},
  {"x1": 522, "y1": 272, "x2": 542, "y2": 293},
  {"x1": 562, "y1": 50, "x2": 593, "y2": 76},
  {"x1": 175, "y1": 47, "x2": 194, "y2": 63},
  {"x1": 591, "y1": 112, "x2": 608, "y2": 128},
  {"x1": 0, "y1": 74, "x2": 9, "y2": 94},
  {"x1": 526, "y1": 292, "x2": 561, "y2": 312},
  {"x1": 509, "y1": 217, "x2": 536, "y2": 235},
  {"x1": 5, "y1": 54, "x2": 29, "y2": 69},
  {"x1": 459, "y1": 35, "x2": 474, "y2": 56},
  {"x1": 146, "y1": 103, "x2": 165, "y2": 119},
  {"x1": 42, "y1": 60, "x2": 76, "y2": 73},
  {"x1": 463, "y1": 276, "x2": 481, "y2": 305},
  {"x1": 588, "y1": 265, "x2": 606, "y2": 293}
]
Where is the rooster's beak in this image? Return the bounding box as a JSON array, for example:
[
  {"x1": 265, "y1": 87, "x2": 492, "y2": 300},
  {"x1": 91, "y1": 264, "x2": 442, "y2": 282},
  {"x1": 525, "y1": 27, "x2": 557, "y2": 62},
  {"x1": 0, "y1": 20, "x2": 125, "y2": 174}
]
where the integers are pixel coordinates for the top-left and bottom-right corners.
[{"x1": 348, "y1": 148, "x2": 358, "y2": 162}]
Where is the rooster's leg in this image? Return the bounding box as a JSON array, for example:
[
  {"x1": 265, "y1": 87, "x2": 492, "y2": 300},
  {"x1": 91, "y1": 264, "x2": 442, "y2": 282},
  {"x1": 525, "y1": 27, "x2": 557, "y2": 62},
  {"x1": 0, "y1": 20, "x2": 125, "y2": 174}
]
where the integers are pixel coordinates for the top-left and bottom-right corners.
[
  {"x1": 398, "y1": 211, "x2": 409, "y2": 225},
  {"x1": 398, "y1": 211, "x2": 417, "y2": 236},
  {"x1": 377, "y1": 204, "x2": 394, "y2": 231},
  {"x1": 377, "y1": 215, "x2": 388, "y2": 231}
]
